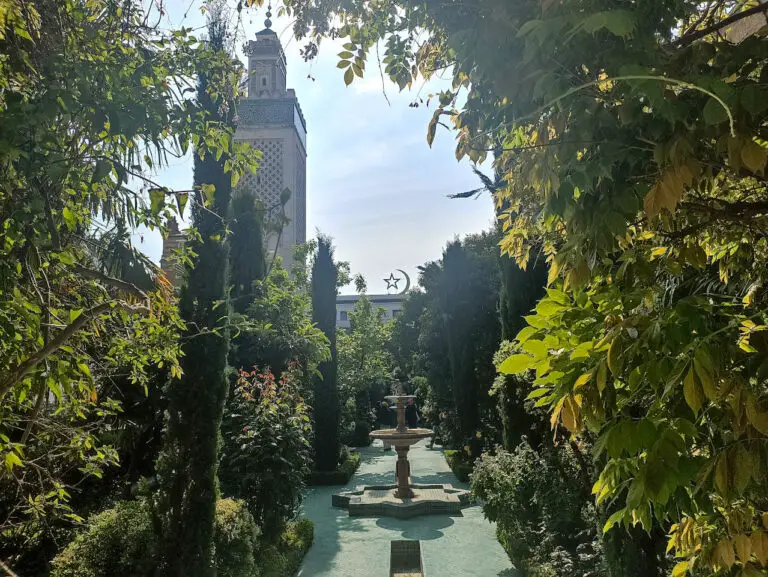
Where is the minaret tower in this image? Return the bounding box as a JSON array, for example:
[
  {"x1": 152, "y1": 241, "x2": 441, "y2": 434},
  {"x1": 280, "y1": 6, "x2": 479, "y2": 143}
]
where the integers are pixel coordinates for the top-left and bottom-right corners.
[{"x1": 234, "y1": 7, "x2": 307, "y2": 272}]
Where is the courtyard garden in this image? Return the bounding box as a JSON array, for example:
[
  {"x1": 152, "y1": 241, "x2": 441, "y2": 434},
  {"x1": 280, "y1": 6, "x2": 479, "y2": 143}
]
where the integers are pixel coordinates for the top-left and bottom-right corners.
[{"x1": 2, "y1": 0, "x2": 768, "y2": 576}]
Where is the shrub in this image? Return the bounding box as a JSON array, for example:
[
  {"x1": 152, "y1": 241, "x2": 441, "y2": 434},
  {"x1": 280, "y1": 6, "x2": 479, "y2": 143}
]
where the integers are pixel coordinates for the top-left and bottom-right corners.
[
  {"x1": 220, "y1": 367, "x2": 313, "y2": 540},
  {"x1": 51, "y1": 498, "x2": 258, "y2": 577},
  {"x1": 50, "y1": 500, "x2": 156, "y2": 577},
  {"x1": 215, "y1": 499, "x2": 260, "y2": 577},
  {"x1": 444, "y1": 449, "x2": 473, "y2": 483},
  {"x1": 307, "y1": 451, "x2": 360, "y2": 486},
  {"x1": 471, "y1": 443, "x2": 603, "y2": 577},
  {"x1": 258, "y1": 518, "x2": 314, "y2": 577}
]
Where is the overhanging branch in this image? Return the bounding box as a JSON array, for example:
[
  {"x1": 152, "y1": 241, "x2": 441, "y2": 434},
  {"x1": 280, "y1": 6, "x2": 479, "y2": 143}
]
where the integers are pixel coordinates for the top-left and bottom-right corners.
[
  {"x1": 674, "y1": 3, "x2": 768, "y2": 47},
  {"x1": 0, "y1": 301, "x2": 148, "y2": 400}
]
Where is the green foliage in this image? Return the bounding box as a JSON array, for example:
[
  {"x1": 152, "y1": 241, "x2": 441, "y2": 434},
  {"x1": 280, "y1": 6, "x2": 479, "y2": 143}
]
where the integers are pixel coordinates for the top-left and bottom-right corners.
[
  {"x1": 214, "y1": 499, "x2": 260, "y2": 577},
  {"x1": 283, "y1": 0, "x2": 768, "y2": 573},
  {"x1": 399, "y1": 231, "x2": 502, "y2": 451},
  {"x1": 337, "y1": 295, "x2": 392, "y2": 446},
  {"x1": 0, "y1": 0, "x2": 254, "y2": 557},
  {"x1": 472, "y1": 443, "x2": 602, "y2": 577},
  {"x1": 311, "y1": 235, "x2": 340, "y2": 471},
  {"x1": 257, "y1": 518, "x2": 314, "y2": 577},
  {"x1": 220, "y1": 367, "x2": 312, "y2": 539},
  {"x1": 50, "y1": 500, "x2": 157, "y2": 577},
  {"x1": 50, "y1": 498, "x2": 257, "y2": 577},
  {"x1": 443, "y1": 449, "x2": 473, "y2": 484},
  {"x1": 233, "y1": 263, "x2": 329, "y2": 379},
  {"x1": 307, "y1": 451, "x2": 361, "y2": 486},
  {"x1": 155, "y1": 10, "x2": 247, "y2": 577},
  {"x1": 230, "y1": 190, "x2": 266, "y2": 316},
  {"x1": 491, "y1": 341, "x2": 548, "y2": 452}
]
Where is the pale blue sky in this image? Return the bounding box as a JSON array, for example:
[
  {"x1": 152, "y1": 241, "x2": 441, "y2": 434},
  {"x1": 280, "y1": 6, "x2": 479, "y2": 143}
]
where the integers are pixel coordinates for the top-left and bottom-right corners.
[{"x1": 138, "y1": 1, "x2": 494, "y2": 294}]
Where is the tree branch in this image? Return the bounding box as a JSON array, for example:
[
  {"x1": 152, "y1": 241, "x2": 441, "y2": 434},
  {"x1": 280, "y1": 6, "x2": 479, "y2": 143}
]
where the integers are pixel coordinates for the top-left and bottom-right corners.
[
  {"x1": 73, "y1": 264, "x2": 149, "y2": 302},
  {"x1": 0, "y1": 301, "x2": 148, "y2": 400},
  {"x1": 674, "y1": 3, "x2": 768, "y2": 47}
]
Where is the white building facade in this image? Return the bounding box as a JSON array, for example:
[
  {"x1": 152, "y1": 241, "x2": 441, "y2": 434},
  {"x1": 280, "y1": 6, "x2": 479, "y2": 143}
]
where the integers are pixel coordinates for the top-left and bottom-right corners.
[{"x1": 336, "y1": 294, "x2": 407, "y2": 330}]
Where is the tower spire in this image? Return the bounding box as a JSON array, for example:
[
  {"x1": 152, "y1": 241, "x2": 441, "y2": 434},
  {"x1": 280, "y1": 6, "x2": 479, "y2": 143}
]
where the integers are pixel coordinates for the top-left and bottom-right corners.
[{"x1": 264, "y1": 2, "x2": 272, "y2": 29}]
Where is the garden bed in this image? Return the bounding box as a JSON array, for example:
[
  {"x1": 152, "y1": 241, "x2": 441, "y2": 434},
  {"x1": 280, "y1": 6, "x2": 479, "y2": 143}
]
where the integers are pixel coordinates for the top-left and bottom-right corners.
[
  {"x1": 258, "y1": 518, "x2": 314, "y2": 577},
  {"x1": 444, "y1": 449, "x2": 473, "y2": 483},
  {"x1": 307, "y1": 452, "x2": 361, "y2": 486}
]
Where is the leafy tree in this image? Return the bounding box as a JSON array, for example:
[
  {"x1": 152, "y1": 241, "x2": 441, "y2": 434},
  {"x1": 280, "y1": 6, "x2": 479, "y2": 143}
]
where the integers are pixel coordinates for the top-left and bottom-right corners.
[
  {"x1": 311, "y1": 235, "x2": 340, "y2": 471},
  {"x1": 337, "y1": 294, "x2": 392, "y2": 445},
  {"x1": 282, "y1": 0, "x2": 768, "y2": 573},
  {"x1": 155, "y1": 9, "x2": 247, "y2": 577},
  {"x1": 394, "y1": 232, "x2": 501, "y2": 451},
  {"x1": 0, "y1": 0, "x2": 252, "y2": 569},
  {"x1": 233, "y1": 263, "x2": 329, "y2": 380}
]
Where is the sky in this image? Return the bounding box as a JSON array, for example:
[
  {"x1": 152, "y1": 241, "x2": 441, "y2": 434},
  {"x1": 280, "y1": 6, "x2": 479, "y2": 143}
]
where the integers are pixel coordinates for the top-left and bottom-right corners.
[{"x1": 138, "y1": 0, "x2": 495, "y2": 294}]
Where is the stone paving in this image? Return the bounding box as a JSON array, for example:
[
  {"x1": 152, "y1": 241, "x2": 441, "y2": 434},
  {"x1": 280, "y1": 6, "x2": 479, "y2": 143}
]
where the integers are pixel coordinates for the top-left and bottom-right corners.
[{"x1": 298, "y1": 440, "x2": 517, "y2": 577}]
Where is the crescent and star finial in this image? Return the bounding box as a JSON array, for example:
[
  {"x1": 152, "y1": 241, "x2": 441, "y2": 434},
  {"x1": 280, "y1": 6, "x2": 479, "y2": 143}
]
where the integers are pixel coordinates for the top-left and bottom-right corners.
[{"x1": 383, "y1": 270, "x2": 411, "y2": 294}]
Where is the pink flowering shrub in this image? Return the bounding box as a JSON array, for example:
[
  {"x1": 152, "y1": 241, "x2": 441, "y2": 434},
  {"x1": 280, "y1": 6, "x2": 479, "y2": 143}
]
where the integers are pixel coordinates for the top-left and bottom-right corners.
[{"x1": 219, "y1": 364, "x2": 312, "y2": 540}]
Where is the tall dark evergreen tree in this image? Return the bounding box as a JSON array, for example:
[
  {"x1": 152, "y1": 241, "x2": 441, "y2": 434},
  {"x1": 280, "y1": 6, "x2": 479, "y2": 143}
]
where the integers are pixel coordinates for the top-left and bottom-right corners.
[
  {"x1": 311, "y1": 235, "x2": 340, "y2": 471},
  {"x1": 155, "y1": 11, "x2": 236, "y2": 577},
  {"x1": 436, "y1": 234, "x2": 500, "y2": 452},
  {"x1": 497, "y1": 251, "x2": 548, "y2": 451},
  {"x1": 228, "y1": 190, "x2": 266, "y2": 375},
  {"x1": 230, "y1": 190, "x2": 266, "y2": 316}
]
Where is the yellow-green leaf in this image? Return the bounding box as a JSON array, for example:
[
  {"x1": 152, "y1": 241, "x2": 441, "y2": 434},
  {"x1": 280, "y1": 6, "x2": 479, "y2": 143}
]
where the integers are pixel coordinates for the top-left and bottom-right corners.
[
  {"x1": 746, "y1": 393, "x2": 768, "y2": 435},
  {"x1": 671, "y1": 561, "x2": 689, "y2": 577},
  {"x1": 734, "y1": 534, "x2": 752, "y2": 564},
  {"x1": 574, "y1": 371, "x2": 593, "y2": 390},
  {"x1": 343, "y1": 67, "x2": 354, "y2": 86},
  {"x1": 751, "y1": 530, "x2": 768, "y2": 566},
  {"x1": 4, "y1": 452, "x2": 23, "y2": 471},
  {"x1": 715, "y1": 453, "x2": 729, "y2": 496},
  {"x1": 595, "y1": 360, "x2": 607, "y2": 393},
  {"x1": 499, "y1": 354, "x2": 535, "y2": 374},
  {"x1": 734, "y1": 445, "x2": 752, "y2": 494},
  {"x1": 522, "y1": 339, "x2": 547, "y2": 359},
  {"x1": 716, "y1": 538, "x2": 736, "y2": 569},
  {"x1": 742, "y1": 140, "x2": 768, "y2": 174},
  {"x1": 694, "y1": 352, "x2": 718, "y2": 401},
  {"x1": 561, "y1": 396, "x2": 580, "y2": 432},
  {"x1": 683, "y1": 367, "x2": 703, "y2": 413},
  {"x1": 607, "y1": 337, "x2": 621, "y2": 376}
]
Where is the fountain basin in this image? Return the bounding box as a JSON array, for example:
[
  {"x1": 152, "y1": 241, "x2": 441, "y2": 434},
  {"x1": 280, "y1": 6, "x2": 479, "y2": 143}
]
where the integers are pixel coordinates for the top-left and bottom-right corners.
[
  {"x1": 332, "y1": 483, "x2": 472, "y2": 519},
  {"x1": 369, "y1": 428, "x2": 434, "y2": 447}
]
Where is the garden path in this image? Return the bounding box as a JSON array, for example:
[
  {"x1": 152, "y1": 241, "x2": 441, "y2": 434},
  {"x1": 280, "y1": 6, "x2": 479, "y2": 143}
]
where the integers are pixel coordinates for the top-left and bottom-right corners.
[{"x1": 298, "y1": 440, "x2": 517, "y2": 577}]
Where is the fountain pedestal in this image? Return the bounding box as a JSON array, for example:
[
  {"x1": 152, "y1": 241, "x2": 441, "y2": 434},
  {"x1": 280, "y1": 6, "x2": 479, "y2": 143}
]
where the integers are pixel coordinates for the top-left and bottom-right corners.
[
  {"x1": 394, "y1": 445, "x2": 413, "y2": 498},
  {"x1": 332, "y1": 395, "x2": 472, "y2": 519}
]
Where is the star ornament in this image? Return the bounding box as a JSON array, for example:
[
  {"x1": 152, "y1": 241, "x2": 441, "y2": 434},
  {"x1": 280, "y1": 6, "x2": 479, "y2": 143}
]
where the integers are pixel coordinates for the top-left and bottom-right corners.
[{"x1": 383, "y1": 273, "x2": 401, "y2": 292}]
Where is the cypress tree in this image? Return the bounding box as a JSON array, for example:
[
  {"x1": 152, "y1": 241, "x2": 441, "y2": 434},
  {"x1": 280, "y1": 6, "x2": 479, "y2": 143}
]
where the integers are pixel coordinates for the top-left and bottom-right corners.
[
  {"x1": 438, "y1": 235, "x2": 500, "y2": 452},
  {"x1": 311, "y1": 235, "x2": 340, "y2": 471},
  {"x1": 499, "y1": 252, "x2": 547, "y2": 341},
  {"x1": 497, "y1": 251, "x2": 548, "y2": 451},
  {"x1": 155, "y1": 10, "x2": 235, "y2": 577},
  {"x1": 230, "y1": 190, "x2": 266, "y2": 315}
]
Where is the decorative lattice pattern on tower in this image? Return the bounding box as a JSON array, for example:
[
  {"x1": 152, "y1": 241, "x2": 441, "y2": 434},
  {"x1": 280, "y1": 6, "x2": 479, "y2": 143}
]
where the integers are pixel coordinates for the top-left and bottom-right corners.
[
  {"x1": 295, "y1": 145, "x2": 306, "y2": 244},
  {"x1": 239, "y1": 139, "x2": 284, "y2": 218}
]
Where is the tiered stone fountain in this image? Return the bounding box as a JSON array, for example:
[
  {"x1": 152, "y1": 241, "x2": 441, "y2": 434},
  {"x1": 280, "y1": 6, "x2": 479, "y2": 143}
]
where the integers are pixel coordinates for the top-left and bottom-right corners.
[{"x1": 332, "y1": 395, "x2": 471, "y2": 519}]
